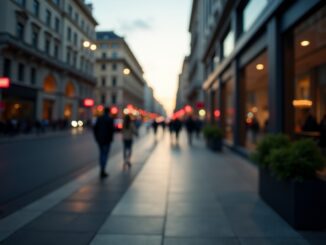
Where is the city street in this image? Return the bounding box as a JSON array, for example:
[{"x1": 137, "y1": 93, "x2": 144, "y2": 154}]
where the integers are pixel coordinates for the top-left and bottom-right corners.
[{"x1": 0, "y1": 127, "x2": 147, "y2": 218}]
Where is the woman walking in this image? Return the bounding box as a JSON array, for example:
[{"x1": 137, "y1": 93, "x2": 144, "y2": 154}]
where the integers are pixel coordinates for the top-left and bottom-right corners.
[{"x1": 122, "y1": 114, "x2": 138, "y2": 167}]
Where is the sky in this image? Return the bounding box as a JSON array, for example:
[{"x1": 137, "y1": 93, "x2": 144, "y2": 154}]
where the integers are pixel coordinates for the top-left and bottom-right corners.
[{"x1": 91, "y1": 0, "x2": 192, "y2": 115}]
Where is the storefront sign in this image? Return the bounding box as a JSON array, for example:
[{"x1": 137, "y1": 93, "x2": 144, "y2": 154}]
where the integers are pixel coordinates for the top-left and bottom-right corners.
[
  {"x1": 0, "y1": 77, "x2": 10, "y2": 88},
  {"x1": 83, "y1": 98, "x2": 94, "y2": 107}
]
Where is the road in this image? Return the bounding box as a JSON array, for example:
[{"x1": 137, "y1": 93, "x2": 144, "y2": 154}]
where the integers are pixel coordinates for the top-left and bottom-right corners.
[{"x1": 0, "y1": 128, "x2": 133, "y2": 217}]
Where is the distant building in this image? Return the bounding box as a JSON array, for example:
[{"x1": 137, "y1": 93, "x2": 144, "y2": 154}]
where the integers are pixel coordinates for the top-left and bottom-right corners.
[
  {"x1": 144, "y1": 84, "x2": 154, "y2": 113},
  {"x1": 94, "y1": 31, "x2": 145, "y2": 117},
  {"x1": 0, "y1": 0, "x2": 98, "y2": 122},
  {"x1": 175, "y1": 56, "x2": 189, "y2": 112}
]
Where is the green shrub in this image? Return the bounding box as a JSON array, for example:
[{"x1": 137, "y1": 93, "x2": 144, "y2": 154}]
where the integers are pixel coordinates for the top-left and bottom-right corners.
[
  {"x1": 202, "y1": 124, "x2": 223, "y2": 140},
  {"x1": 268, "y1": 139, "x2": 326, "y2": 181},
  {"x1": 251, "y1": 134, "x2": 291, "y2": 168}
]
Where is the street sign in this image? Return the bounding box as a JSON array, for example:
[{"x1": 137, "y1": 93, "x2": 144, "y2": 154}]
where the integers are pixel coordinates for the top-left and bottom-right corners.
[{"x1": 0, "y1": 77, "x2": 10, "y2": 88}]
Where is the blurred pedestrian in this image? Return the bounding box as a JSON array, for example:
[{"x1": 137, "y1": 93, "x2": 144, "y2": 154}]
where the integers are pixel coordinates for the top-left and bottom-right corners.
[
  {"x1": 185, "y1": 116, "x2": 196, "y2": 145},
  {"x1": 152, "y1": 119, "x2": 159, "y2": 137},
  {"x1": 93, "y1": 107, "x2": 115, "y2": 178},
  {"x1": 173, "y1": 118, "x2": 182, "y2": 143},
  {"x1": 122, "y1": 114, "x2": 138, "y2": 167}
]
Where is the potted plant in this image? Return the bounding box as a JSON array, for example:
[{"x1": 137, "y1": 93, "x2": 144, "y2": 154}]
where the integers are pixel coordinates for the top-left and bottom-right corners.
[
  {"x1": 252, "y1": 135, "x2": 326, "y2": 230},
  {"x1": 202, "y1": 124, "x2": 223, "y2": 151}
]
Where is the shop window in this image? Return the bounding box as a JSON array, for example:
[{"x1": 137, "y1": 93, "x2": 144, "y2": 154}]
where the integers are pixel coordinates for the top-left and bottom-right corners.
[
  {"x1": 64, "y1": 104, "x2": 72, "y2": 119},
  {"x1": 222, "y1": 29, "x2": 234, "y2": 58},
  {"x1": 65, "y1": 81, "x2": 75, "y2": 97},
  {"x1": 242, "y1": 0, "x2": 268, "y2": 33},
  {"x1": 222, "y1": 78, "x2": 235, "y2": 144},
  {"x1": 18, "y1": 63, "x2": 25, "y2": 82},
  {"x1": 243, "y1": 51, "x2": 269, "y2": 149},
  {"x1": 292, "y1": 6, "x2": 326, "y2": 137},
  {"x1": 43, "y1": 74, "x2": 57, "y2": 93}
]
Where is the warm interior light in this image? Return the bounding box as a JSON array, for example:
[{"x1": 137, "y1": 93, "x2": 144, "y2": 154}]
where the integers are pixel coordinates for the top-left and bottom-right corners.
[
  {"x1": 300, "y1": 40, "x2": 310, "y2": 47},
  {"x1": 83, "y1": 41, "x2": 90, "y2": 48},
  {"x1": 256, "y1": 64, "x2": 264, "y2": 70},
  {"x1": 0, "y1": 77, "x2": 10, "y2": 88},
  {"x1": 292, "y1": 99, "x2": 313, "y2": 107},
  {"x1": 90, "y1": 44, "x2": 97, "y2": 51},
  {"x1": 198, "y1": 109, "x2": 206, "y2": 117},
  {"x1": 123, "y1": 68, "x2": 130, "y2": 75}
]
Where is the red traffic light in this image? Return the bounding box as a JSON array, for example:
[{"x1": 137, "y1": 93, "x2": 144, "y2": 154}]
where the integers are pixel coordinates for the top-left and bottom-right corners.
[
  {"x1": 0, "y1": 77, "x2": 10, "y2": 88},
  {"x1": 83, "y1": 98, "x2": 94, "y2": 107}
]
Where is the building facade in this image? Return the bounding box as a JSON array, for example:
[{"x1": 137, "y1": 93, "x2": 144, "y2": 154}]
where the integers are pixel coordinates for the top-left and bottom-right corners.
[
  {"x1": 94, "y1": 31, "x2": 145, "y2": 117},
  {"x1": 175, "y1": 56, "x2": 189, "y2": 112},
  {"x1": 201, "y1": 0, "x2": 325, "y2": 152},
  {"x1": 0, "y1": 0, "x2": 98, "y2": 123}
]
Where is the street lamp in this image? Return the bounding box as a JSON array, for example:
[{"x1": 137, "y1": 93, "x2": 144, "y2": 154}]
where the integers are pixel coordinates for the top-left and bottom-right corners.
[
  {"x1": 83, "y1": 41, "x2": 91, "y2": 48},
  {"x1": 90, "y1": 44, "x2": 97, "y2": 51},
  {"x1": 123, "y1": 68, "x2": 130, "y2": 75}
]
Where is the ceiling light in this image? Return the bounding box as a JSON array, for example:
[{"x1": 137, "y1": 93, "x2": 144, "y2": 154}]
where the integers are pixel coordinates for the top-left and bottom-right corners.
[
  {"x1": 256, "y1": 64, "x2": 264, "y2": 70},
  {"x1": 300, "y1": 40, "x2": 310, "y2": 47}
]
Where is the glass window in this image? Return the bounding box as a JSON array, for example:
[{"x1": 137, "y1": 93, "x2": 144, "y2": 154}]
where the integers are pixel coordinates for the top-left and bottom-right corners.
[
  {"x1": 101, "y1": 64, "x2": 106, "y2": 70},
  {"x1": 66, "y1": 48, "x2": 70, "y2": 64},
  {"x1": 3, "y1": 58, "x2": 11, "y2": 78},
  {"x1": 102, "y1": 52, "x2": 106, "y2": 58},
  {"x1": 45, "y1": 38, "x2": 51, "y2": 55},
  {"x1": 101, "y1": 77, "x2": 106, "y2": 86},
  {"x1": 101, "y1": 94, "x2": 106, "y2": 104},
  {"x1": 46, "y1": 9, "x2": 51, "y2": 27},
  {"x1": 18, "y1": 63, "x2": 25, "y2": 82},
  {"x1": 16, "y1": 0, "x2": 26, "y2": 7},
  {"x1": 242, "y1": 0, "x2": 268, "y2": 32},
  {"x1": 67, "y1": 27, "x2": 71, "y2": 41},
  {"x1": 32, "y1": 30, "x2": 38, "y2": 48},
  {"x1": 292, "y1": 6, "x2": 326, "y2": 138},
  {"x1": 33, "y1": 0, "x2": 40, "y2": 17},
  {"x1": 73, "y1": 33, "x2": 78, "y2": 45},
  {"x1": 111, "y1": 94, "x2": 116, "y2": 104},
  {"x1": 222, "y1": 78, "x2": 235, "y2": 144},
  {"x1": 243, "y1": 51, "x2": 269, "y2": 150},
  {"x1": 100, "y1": 44, "x2": 109, "y2": 49},
  {"x1": 112, "y1": 63, "x2": 117, "y2": 70},
  {"x1": 30, "y1": 68, "x2": 36, "y2": 85},
  {"x1": 112, "y1": 52, "x2": 118, "y2": 58},
  {"x1": 54, "y1": 43, "x2": 59, "y2": 58},
  {"x1": 16, "y1": 22, "x2": 24, "y2": 40},
  {"x1": 68, "y1": 5, "x2": 73, "y2": 17},
  {"x1": 222, "y1": 30, "x2": 234, "y2": 58},
  {"x1": 112, "y1": 76, "x2": 117, "y2": 86},
  {"x1": 55, "y1": 18, "x2": 60, "y2": 33}
]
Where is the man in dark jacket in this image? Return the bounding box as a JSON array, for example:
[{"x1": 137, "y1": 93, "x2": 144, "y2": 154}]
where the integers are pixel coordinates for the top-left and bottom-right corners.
[{"x1": 93, "y1": 108, "x2": 114, "y2": 178}]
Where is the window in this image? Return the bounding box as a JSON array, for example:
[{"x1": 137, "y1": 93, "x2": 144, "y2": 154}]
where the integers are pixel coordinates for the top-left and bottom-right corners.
[
  {"x1": 53, "y1": 0, "x2": 60, "y2": 5},
  {"x1": 55, "y1": 17, "x2": 60, "y2": 33},
  {"x1": 73, "y1": 33, "x2": 77, "y2": 45},
  {"x1": 68, "y1": 5, "x2": 72, "y2": 17},
  {"x1": 67, "y1": 27, "x2": 71, "y2": 41},
  {"x1": 80, "y1": 57, "x2": 84, "y2": 71},
  {"x1": 101, "y1": 77, "x2": 106, "y2": 86},
  {"x1": 3, "y1": 58, "x2": 11, "y2": 78},
  {"x1": 101, "y1": 94, "x2": 106, "y2": 104},
  {"x1": 81, "y1": 20, "x2": 84, "y2": 29},
  {"x1": 102, "y1": 53, "x2": 106, "y2": 58},
  {"x1": 100, "y1": 44, "x2": 109, "y2": 49},
  {"x1": 18, "y1": 63, "x2": 25, "y2": 82},
  {"x1": 242, "y1": 0, "x2": 268, "y2": 33},
  {"x1": 72, "y1": 51, "x2": 77, "y2": 67},
  {"x1": 101, "y1": 64, "x2": 106, "y2": 70},
  {"x1": 33, "y1": 0, "x2": 40, "y2": 17},
  {"x1": 112, "y1": 63, "x2": 117, "y2": 70},
  {"x1": 112, "y1": 43, "x2": 118, "y2": 49},
  {"x1": 30, "y1": 68, "x2": 36, "y2": 85},
  {"x1": 16, "y1": 0, "x2": 26, "y2": 7},
  {"x1": 16, "y1": 22, "x2": 24, "y2": 40},
  {"x1": 32, "y1": 30, "x2": 38, "y2": 48},
  {"x1": 222, "y1": 78, "x2": 235, "y2": 144},
  {"x1": 45, "y1": 36, "x2": 51, "y2": 55},
  {"x1": 222, "y1": 29, "x2": 234, "y2": 58},
  {"x1": 46, "y1": 10, "x2": 51, "y2": 27},
  {"x1": 75, "y1": 13, "x2": 79, "y2": 22},
  {"x1": 54, "y1": 43, "x2": 59, "y2": 58},
  {"x1": 66, "y1": 48, "x2": 71, "y2": 64},
  {"x1": 112, "y1": 52, "x2": 118, "y2": 58},
  {"x1": 112, "y1": 76, "x2": 117, "y2": 86},
  {"x1": 111, "y1": 94, "x2": 116, "y2": 104}
]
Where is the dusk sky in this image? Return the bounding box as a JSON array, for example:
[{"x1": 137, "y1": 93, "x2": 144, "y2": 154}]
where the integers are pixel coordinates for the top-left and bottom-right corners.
[{"x1": 91, "y1": 0, "x2": 192, "y2": 114}]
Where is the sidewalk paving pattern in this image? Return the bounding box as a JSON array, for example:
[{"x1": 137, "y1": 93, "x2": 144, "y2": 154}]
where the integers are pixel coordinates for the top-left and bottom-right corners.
[{"x1": 1, "y1": 131, "x2": 326, "y2": 244}]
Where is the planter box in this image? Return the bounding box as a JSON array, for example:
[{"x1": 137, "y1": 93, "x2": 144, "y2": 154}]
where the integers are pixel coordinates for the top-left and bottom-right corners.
[
  {"x1": 206, "y1": 138, "x2": 222, "y2": 151},
  {"x1": 259, "y1": 168, "x2": 326, "y2": 230}
]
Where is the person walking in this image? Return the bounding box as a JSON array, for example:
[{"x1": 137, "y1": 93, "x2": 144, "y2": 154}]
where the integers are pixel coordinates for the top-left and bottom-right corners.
[
  {"x1": 93, "y1": 107, "x2": 115, "y2": 178},
  {"x1": 173, "y1": 118, "x2": 182, "y2": 144},
  {"x1": 122, "y1": 114, "x2": 138, "y2": 167},
  {"x1": 185, "y1": 115, "x2": 196, "y2": 145}
]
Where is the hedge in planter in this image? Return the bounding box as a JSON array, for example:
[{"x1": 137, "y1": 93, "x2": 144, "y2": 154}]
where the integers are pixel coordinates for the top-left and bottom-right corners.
[
  {"x1": 252, "y1": 136, "x2": 326, "y2": 230},
  {"x1": 202, "y1": 125, "x2": 223, "y2": 151}
]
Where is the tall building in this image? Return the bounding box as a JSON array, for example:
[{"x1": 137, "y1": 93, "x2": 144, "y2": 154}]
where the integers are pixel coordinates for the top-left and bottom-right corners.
[
  {"x1": 175, "y1": 56, "x2": 189, "y2": 111},
  {"x1": 94, "y1": 31, "x2": 145, "y2": 117},
  {"x1": 0, "y1": 0, "x2": 98, "y2": 122},
  {"x1": 200, "y1": 0, "x2": 325, "y2": 152}
]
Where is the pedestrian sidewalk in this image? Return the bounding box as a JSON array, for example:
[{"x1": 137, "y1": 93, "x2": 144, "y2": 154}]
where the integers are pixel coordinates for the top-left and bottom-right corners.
[{"x1": 1, "y1": 131, "x2": 326, "y2": 244}]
